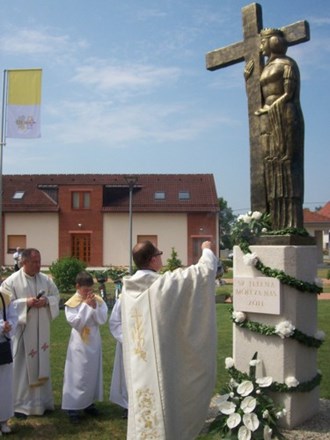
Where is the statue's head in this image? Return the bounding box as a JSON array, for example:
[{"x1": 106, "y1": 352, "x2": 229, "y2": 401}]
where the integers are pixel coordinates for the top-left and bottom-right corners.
[{"x1": 260, "y1": 28, "x2": 288, "y2": 55}]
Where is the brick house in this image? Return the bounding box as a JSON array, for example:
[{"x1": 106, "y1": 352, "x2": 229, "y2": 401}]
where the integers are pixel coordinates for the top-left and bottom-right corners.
[
  {"x1": 2, "y1": 174, "x2": 219, "y2": 267},
  {"x1": 303, "y1": 205, "x2": 330, "y2": 263}
]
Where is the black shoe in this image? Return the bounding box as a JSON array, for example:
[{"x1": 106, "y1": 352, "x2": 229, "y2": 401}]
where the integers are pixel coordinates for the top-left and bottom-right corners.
[
  {"x1": 122, "y1": 409, "x2": 128, "y2": 419},
  {"x1": 14, "y1": 412, "x2": 27, "y2": 420},
  {"x1": 69, "y1": 415, "x2": 81, "y2": 425},
  {"x1": 67, "y1": 410, "x2": 81, "y2": 424},
  {"x1": 83, "y1": 404, "x2": 99, "y2": 417}
]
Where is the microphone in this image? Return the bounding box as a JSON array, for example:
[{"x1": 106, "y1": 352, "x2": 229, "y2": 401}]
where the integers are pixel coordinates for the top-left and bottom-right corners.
[
  {"x1": 27, "y1": 290, "x2": 46, "y2": 312},
  {"x1": 36, "y1": 290, "x2": 45, "y2": 299}
]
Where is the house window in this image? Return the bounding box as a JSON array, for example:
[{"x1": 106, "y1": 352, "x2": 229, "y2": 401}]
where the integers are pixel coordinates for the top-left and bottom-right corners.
[
  {"x1": 137, "y1": 235, "x2": 158, "y2": 247},
  {"x1": 178, "y1": 191, "x2": 190, "y2": 200},
  {"x1": 72, "y1": 191, "x2": 91, "y2": 209},
  {"x1": 7, "y1": 235, "x2": 26, "y2": 254},
  {"x1": 13, "y1": 191, "x2": 25, "y2": 200},
  {"x1": 154, "y1": 191, "x2": 165, "y2": 200}
]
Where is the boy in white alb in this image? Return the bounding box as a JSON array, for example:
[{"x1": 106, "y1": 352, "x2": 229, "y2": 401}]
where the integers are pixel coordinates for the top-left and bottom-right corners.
[{"x1": 61, "y1": 271, "x2": 108, "y2": 423}]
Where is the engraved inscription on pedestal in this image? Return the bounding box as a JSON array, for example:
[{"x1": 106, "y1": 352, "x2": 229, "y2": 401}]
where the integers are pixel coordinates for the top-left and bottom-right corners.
[{"x1": 233, "y1": 277, "x2": 281, "y2": 314}]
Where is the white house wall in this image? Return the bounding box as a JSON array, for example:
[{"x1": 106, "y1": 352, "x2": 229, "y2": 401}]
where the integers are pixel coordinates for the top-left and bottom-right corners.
[
  {"x1": 103, "y1": 212, "x2": 187, "y2": 266},
  {"x1": 4, "y1": 213, "x2": 59, "y2": 266}
]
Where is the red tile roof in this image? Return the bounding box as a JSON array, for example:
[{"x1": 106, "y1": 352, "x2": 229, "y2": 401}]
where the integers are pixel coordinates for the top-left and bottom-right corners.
[
  {"x1": 3, "y1": 174, "x2": 219, "y2": 213},
  {"x1": 318, "y1": 201, "x2": 330, "y2": 219},
  {"x1": 303, "y1": 208, "x2": 330, "y2": 224}
]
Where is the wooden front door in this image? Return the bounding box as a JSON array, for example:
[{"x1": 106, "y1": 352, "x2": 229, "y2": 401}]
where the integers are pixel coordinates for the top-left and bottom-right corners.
[{"x1": 71, "y1": 234, "x2": 91, "y2": 264}]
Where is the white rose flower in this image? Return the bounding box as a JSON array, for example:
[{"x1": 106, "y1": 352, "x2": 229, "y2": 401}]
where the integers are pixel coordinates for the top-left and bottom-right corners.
[
  {"x1": 256, "y1": 376, "x2": 273, "y2": 388},
  {"x1": 285, "y1": 376, "x2": 299, "y2": 388},
  {"x1": 263, "y1": 425, "x2": 273, "y2": 440},
  {"x1": 225, "y1": 357, "x2": 235, "y2": 369},
  {"x1": 275, "y1": 320, "x2": 295, "y2": 339},
  {"x1": 262, "y1": 410, "x2": 269, "y2": 419},
  {"x1": 243, "y1": 413, "x2": 260, "y2": 431},
  {"x1": 314, "y1": 277, "x2": 323, "y2": 287},
  {"x1": 314, "y1": 330, "x2": 326, "y2": 341},
  {"x1": 227, "y1": 412, "x2": 241, "y2": 429},
  {"x1": 251, "y1": 211, "x2": 262, "y2": 220},
  {"x1": 219, "y1": 401, "x2": 236, "y2": 415},
  {"x1": 237, "y1": 380, "x2": 254, "y2": 396},
  {"x1": 240, "y1": 396, "x2": 257, "y2": 413},
  {"x1": 243, "y1": 252, "x2": 258, "y2": 266},
  {"x1": 232, "y1": 311, "x2": 246, "y2": 323},
  {"x1": 261, "y1": 227, "x2": 268, "y2": 233},
  {"x1": 238, "y1": 425, "x2": 252, "y2": 440},
  {"x1": 230, "y1": 378, "x2": 239, "y2": 388}
]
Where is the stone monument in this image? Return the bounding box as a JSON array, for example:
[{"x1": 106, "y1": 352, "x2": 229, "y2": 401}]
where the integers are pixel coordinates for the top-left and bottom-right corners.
[
  {"x1": 206, "y1": 3, "x2": 321, "y2": 429},
  {"x1": 206, "y1": 2, "x2": 309, "y2": 230}
]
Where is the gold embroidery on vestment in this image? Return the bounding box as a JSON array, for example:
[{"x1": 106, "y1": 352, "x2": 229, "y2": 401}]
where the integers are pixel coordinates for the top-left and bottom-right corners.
[
  {"x1": 81, "y1": 326, "x2": 90, "y2": 344},
  {"x1": 136, "y1": 388, "x2": 160, "y2": 439},
  {"x1": 131, "y1": 308, "x2": 147, "y2": 361}
]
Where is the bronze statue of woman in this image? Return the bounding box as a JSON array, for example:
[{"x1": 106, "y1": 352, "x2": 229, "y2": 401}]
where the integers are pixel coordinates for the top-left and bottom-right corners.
[{"x1": 255, "y1": 28, "x2": 304, "y2": 230}]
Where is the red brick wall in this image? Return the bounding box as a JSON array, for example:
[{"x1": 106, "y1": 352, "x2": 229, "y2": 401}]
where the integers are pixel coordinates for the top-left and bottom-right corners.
[
  {"x1": 58, "y1": 185, "x2": 104, "y2": 266},
  {"x1": 187, "y1": 212, "x2": 218, "y2": 265}
]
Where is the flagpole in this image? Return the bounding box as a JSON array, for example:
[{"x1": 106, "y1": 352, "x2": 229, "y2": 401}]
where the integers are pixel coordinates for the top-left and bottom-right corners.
[{"x1": 0, "y1": 70, "x2": 8, "y2": 267}]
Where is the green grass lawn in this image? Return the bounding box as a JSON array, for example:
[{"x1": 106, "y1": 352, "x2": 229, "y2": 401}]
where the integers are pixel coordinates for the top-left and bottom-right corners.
[{"x1": 7, "y1": 302, "x2": 330, "y2": 439}]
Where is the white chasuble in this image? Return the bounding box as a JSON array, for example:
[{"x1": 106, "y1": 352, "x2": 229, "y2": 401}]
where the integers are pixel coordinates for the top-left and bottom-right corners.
[
  {"x1": 2, "y1": 269, "x2": 59, "y2": 415},
  {"x1": 121, "y1": 248, "x2": 218, "y2": 440}
]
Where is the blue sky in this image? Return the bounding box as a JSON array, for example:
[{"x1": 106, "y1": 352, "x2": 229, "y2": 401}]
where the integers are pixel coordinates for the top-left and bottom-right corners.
[{"x1": 0, "y1": 0, "x2": 329, "y2": 213}]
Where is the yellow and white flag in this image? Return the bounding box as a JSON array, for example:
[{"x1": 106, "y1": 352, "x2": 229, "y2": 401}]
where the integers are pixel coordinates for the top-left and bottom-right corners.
[{"x1": 6, "y1": 69, "x2": 42, "y2": 139}]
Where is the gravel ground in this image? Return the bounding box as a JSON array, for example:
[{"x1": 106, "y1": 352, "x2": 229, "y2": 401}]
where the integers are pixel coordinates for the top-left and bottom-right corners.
[{"x1": 204, "y1": 396, "x2": 330, "y2": 439}]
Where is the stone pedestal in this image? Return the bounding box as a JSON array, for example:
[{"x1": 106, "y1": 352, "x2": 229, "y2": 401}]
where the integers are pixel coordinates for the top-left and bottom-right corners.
[{"x1": 233, "y1": 243, "x2": 320, "y2": 428}]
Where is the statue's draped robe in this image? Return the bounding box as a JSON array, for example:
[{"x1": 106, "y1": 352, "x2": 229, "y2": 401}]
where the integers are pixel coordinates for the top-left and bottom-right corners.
[
  {"x1": 121, "y1": 248, "x2": 218, "y2": 440},
  {"x1": 259, "y1": 56, "x2": 304, "y2": 229}
]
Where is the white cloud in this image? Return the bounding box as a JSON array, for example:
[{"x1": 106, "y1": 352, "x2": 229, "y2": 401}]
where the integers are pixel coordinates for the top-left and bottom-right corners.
[
  {"x1": 71, "y1": 61, "x2": 181, "y2": 93},
  {"x1": 0, "y1": 26, "x2": 88, "y2": 58},
  {"x1": 43, "y1": 98, "x2": 234, "y2": 148}
]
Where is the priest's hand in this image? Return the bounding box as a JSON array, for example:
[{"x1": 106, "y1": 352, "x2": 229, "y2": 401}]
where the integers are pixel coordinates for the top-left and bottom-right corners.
[
  {"x1": 3, "y1": 321, "x2": 12, "y2": 333},
  {"x1": 27, "y1": 296, "x2": 48, "y2": 309}
]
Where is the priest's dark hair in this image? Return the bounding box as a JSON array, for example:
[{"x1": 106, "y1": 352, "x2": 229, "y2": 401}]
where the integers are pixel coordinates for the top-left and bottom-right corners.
[{"x1": 133, "y1": 240, "x2": 158, "y2": 269}]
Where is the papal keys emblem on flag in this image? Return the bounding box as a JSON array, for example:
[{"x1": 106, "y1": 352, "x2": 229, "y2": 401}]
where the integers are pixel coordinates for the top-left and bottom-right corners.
[{"x1": 6, "y1": 69, "x2": 42, "y2": 139}]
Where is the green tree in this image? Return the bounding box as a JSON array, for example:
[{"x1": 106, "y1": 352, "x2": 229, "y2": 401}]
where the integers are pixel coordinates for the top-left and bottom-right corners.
[
  {"x1": 219, "y1": 197, "x2": 237, "y2": 251},
  {"x1": 49, "y1": 256, "x2": 87, "y2": 292},
  {"x1": 163, "y1": 247, "x2": 182, "y2": 272}
]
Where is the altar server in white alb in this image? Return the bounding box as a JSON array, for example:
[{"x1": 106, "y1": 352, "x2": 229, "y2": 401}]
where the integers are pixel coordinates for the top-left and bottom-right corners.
[
  {"x1": 0, "y1": 286, "x2": 18, "y2": 434},
  {"x1": 121, "y1": 240, "x2": 218, "y2": 440},
  {"x1": 2, "y1": 248, "x2": 60, "y2": 418},
  {"x1": 61, "y1": 271, "x2": 108, "y2": 423}
]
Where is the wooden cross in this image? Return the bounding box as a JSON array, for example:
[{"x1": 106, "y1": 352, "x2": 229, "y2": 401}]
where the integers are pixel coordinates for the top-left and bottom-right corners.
[{"x1": 206, "y1": 3, "x2": 309, "y2": 212}]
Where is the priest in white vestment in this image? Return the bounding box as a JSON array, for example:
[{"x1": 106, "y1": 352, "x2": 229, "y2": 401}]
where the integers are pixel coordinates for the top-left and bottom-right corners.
[
  {"x1": 121, "y1": 240, "x2": 218, "y2": 440},
  {"x1": 61, "y1": 271, "x2": 108, "y2": 423},
  {"x1": 109, "y1": 297, "x2": 128, "y2": 414},
  {"x1": 0, "y1": 286, "x2": 18, "y2": 434},
  {"x1": 2, "y1": 248, "x2": 60, "y2": 418}
]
